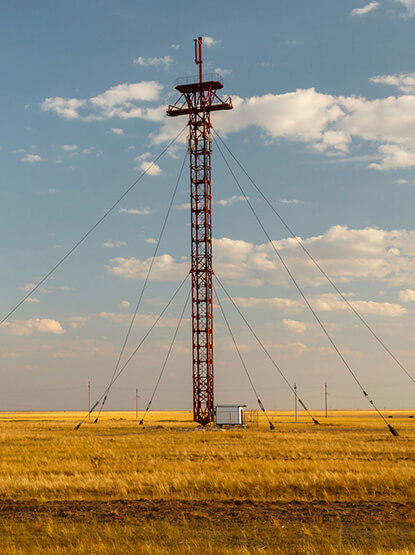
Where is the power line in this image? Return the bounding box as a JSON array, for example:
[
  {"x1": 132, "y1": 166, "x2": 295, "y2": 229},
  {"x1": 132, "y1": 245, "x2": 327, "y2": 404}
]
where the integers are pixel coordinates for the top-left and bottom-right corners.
[
  {"x1": 214, "y1": 284, "x2": 275, "y2": 430},
  {"x1": 213, "y1": 134, "x2": 398, "y2": 437},
  {"x1": 94, "y1": 150, "x2": 188, "y2": 422},
  {"x1": 1, "y1": 126, "x2": 186, "y2": 328},
  {"x1": 213, "y1": 129, "x2": 415, "y2": 386},
  {"x1": 214, "y1": 274, "x2": 319, "y2": 425},
  {"x1": 139, "y1": 287, "x2": 191, "y2": 426},
  {"x1": 74, "y1": 273, "x2": 189, "y2": 430}
]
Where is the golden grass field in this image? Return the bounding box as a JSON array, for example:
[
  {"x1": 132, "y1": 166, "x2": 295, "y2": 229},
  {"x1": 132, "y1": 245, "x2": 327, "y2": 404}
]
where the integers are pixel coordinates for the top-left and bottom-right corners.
[{"x1": 0, "y1": 410, "x2": 414, "y2": 553}]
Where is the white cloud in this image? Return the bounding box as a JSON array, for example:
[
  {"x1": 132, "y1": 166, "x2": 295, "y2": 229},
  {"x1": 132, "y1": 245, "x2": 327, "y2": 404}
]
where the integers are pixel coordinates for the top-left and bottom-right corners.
[
  {"x1": 25, "y1": 297, "x2": 40, "y2": 303},
  {"x1": 215, "y1": 67, "x2": 232, "y2": 77},
  {"x1": 311, "y1": 294, "x2": 407, "y2": 317},
  {"x1": 133, "y1": 55, "x2": 172, "y2": 70},
  {"x1": 102, "y1": 240, "x2": 127, "y2": 248},
  {"x1": 23, "y1": 283, "x2": 36, "y2": 291},
  {"x1": 97, "y1": 311, "x2": 128, "y2": 324},
  {"x1": 280, "y1": 199, "x2": 304, "y2": 205},
  {"x1": 145, "y1": 237, "x2": 156, "y2": 244},
  {"x1": 61, "y1": 144, "x2": 78, "y2": 151},
  {"x1": 111, "y1": 128, "x2": 124, "y2": 135},
  {"x1": 221, "y1": 89, "x2": 344, "y2": 145},
  {"x1": 78, "y1": 148, "x2": 95, "y2": 155},
  {"x1": 337, "y1": 95, "x2": 415, "y2": 162},
  {"x1": 21, "y1": 154, "x2": 43, "y2": 163},
  {"x1": 89, "y1": 82, "x2": 163, "y2": 116},
  {"x1": 216, "y1": 195, "x2": 247, "y2": 206},
  {"x1": 118, "y1": 300, "x2": 130, "y2": 310},
  {"x1": 105, "y1": 254, "x2": 188, "y2": 281},
  {"x1": 41, "y1": 76, "x2": 415, "y2": 172},
  {"x1": 400, "y1": 288, "x2": 415, "y2": 302},
  {"x1": 369, "y1": 145, "x2": 415, "y2": 170},
  {"x1": 0, "y1": 318, "x2": 64, "y2": 336},
  {"x1": 23, "y1": 283, "x2": 47, "y2": 294},
  {"x1": 119, "y1": 208, "x2": 150, "y2": 215},
  {"x1": 69, "y1": 315, "x2": 90, "y2": 329},
  {"x1": 371, "y1": 72, "x2": 415, "y2": 93},
  {"x1": 136, "y1": 160, "x2": 162, "y2": 176},
  {"x1": 232, "y1": 293, "x2": 406, "y2": 317},
  {"x1": 395, "y1": 0, "x2": 415, "y2": 17},
  {"x1": 42, "y1": 98, "x2": 87, "y2": 119},
  {"x1": 235, "y1": 226, "x2": 415, "y2": 288},
  {"x1": 133, "y1": 152, "x2": 162, "y2": 175},
  {"x1": 395, "y1": 179, "x2": 409, "y2": 184},
  {"x1": 41, "y1": 81, "x2": 164, "y2": 121},
  {"x1": 171, "y1": 44, "x2": 180, "y2": 50},
  {"x1": 312, "y1": 130, "x2": 352, "y2": 153},
  {"x1": 283, "y1": 319, "x2": 308, "y2": 334},
  {"x1": 271, "y1": 342, "x2": 308, "y2": 356},
  {"x1": 203, "y1": 36, "x2": 219, "y2": 47},
  {"x1": 231, "y1": 296, "x2": 303, "y2": 311},
  {"x1": 350, "y1": 2, "x2": 379, "y2": 16},
  {"x1": 98, "y1": 310, "x2": 183, "y2": 328},
  {"x1": 175, "y1": 203, "x2": 191, "y2": 211},
  {"x1": 155, "y1": 88, "x2": 348, "y2": 153},
  {"x1": 105, "y1": 226, "x2": 415, "y2": 289},
  {"x1": 155, "y1": 86, "x2": 415, "y2": 170}
]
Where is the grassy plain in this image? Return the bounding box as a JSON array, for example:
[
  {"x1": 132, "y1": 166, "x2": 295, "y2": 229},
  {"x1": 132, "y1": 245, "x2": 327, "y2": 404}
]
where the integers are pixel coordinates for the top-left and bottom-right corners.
[{"x1": 0, "y1": 410, "x2": 414, "y2": 553}]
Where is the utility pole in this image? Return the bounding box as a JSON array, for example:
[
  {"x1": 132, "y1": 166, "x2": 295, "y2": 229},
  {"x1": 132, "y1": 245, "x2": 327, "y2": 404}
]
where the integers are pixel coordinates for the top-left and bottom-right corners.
[
  {"x1": 88, "y1": 381, "x2": 91, "y2": 422},
  {"x1": 325, "y1": 382, "x2": 328, "y2": 418},
  {"x1": 136, "y1": 388, "x2": 139, "y2": 420},
  {"x1": 167, "y1": 37, "x2": 233, "y2": 425},
  {"x1": 294, "y1": 382, "x2": 298, "y2": 423}
]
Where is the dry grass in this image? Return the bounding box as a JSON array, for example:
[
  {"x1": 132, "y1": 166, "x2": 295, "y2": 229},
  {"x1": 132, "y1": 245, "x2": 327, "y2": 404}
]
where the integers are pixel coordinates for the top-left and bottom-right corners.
[
  {"x1": 0, "y1": 410, "x2": 414, "y2": 502},
  {"x1": 1, "y1": 519, "x2": 415, "y2": 554},
  {"x1": 0, "y1": 410, "x2": 414, "y2": 553}
]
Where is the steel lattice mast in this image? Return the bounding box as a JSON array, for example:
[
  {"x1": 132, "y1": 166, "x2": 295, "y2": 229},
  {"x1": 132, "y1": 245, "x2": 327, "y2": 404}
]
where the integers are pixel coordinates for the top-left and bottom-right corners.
[{"x1": 167, "y1": 37, "x2": 233, "y2": 424}]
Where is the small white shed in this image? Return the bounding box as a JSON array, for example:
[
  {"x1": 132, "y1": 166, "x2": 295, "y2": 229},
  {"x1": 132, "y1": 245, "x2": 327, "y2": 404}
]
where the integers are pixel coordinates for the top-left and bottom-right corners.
[{"x1": 215, "y1": 405, "x2": 246, "y2": 426}]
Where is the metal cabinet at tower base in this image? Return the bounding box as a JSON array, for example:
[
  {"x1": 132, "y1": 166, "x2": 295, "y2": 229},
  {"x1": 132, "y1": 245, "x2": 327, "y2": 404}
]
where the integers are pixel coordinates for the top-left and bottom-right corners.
[{"x1": 215, "y1": 405, "x2": 246, "y2": 426}]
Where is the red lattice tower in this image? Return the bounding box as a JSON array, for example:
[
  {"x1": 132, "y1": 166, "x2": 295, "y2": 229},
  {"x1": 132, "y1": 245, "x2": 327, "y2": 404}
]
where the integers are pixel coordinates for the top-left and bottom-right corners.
[{"x1": 167, "y1": 37, "x2": 233, "y2": 424}]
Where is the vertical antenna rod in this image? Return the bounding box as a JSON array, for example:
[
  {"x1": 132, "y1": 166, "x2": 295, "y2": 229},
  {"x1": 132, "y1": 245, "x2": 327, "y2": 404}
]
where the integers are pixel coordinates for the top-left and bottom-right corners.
[
  {"x1": 88, "y1": 381, "x2": 91, "y2": 422},
  {"x1": 136, "y1": 388, "x2": 139, "y2": 420},
  {"x1": 195, "y1": 37, "x2": 203, "y2": 84},
  {"x1": 167, "y1": 38, "x2": 233, "y2": 424},
  {"x1": 294, "y1": 382, "x2": 297, "y2": 423},
  {"x1": 325, "y1": 382, "x2": 328, "y2": 418}
]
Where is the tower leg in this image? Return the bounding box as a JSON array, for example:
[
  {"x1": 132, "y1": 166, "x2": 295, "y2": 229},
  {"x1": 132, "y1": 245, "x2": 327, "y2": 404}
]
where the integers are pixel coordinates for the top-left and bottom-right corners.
[{"x1": 190, "y1": 112, "x2": 214, "y2": 425}]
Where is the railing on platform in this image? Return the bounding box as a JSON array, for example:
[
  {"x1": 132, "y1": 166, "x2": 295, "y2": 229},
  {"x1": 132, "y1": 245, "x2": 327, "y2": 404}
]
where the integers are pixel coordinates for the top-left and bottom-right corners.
[{"x1": 175, "y1": 73, "x2": 224, "y2": 87}]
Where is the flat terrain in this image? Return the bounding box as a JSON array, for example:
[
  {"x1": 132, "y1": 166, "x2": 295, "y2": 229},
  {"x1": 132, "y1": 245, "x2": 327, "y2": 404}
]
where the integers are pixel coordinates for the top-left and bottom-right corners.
[{"x1": 0, "y1": 410, "x2": 414, "y2": 553}]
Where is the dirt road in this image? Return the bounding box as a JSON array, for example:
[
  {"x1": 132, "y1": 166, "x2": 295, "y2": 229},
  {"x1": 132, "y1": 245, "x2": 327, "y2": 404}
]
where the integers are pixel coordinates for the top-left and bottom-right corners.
[{"x1": 0, "y1": 499, "x2": 413, "y2": 524}]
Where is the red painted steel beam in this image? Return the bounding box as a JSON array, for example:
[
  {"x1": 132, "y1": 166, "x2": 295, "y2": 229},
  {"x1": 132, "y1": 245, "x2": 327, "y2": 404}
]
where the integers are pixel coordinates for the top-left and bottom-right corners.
[{"x1": 167, "y1": 37, "x2": 233, "y2": 425}]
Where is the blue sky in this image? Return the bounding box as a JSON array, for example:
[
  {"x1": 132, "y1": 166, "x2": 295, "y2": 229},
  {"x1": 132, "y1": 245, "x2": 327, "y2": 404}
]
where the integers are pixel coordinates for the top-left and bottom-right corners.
[{"x1": 2, "y1": 0, "x2": 415, "y2": 411}]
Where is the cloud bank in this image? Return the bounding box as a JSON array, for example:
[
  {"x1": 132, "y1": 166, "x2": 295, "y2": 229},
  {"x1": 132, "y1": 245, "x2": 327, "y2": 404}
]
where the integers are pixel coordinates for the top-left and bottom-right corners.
[
  {"x1": 42, "y1": 82, "x2": 164, "y2": 121},
  {"x1": 42, "y1": 78, "x2": 415, "y2": 170},
  {"x1": 105, "y1": 225, "x2": 415, "y2": 289}
]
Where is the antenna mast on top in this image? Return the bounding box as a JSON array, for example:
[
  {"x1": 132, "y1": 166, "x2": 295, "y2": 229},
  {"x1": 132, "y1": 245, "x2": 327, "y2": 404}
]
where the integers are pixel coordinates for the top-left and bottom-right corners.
[{"x1": 194, "y1": 36, "x2": 203, "y2": 84}]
